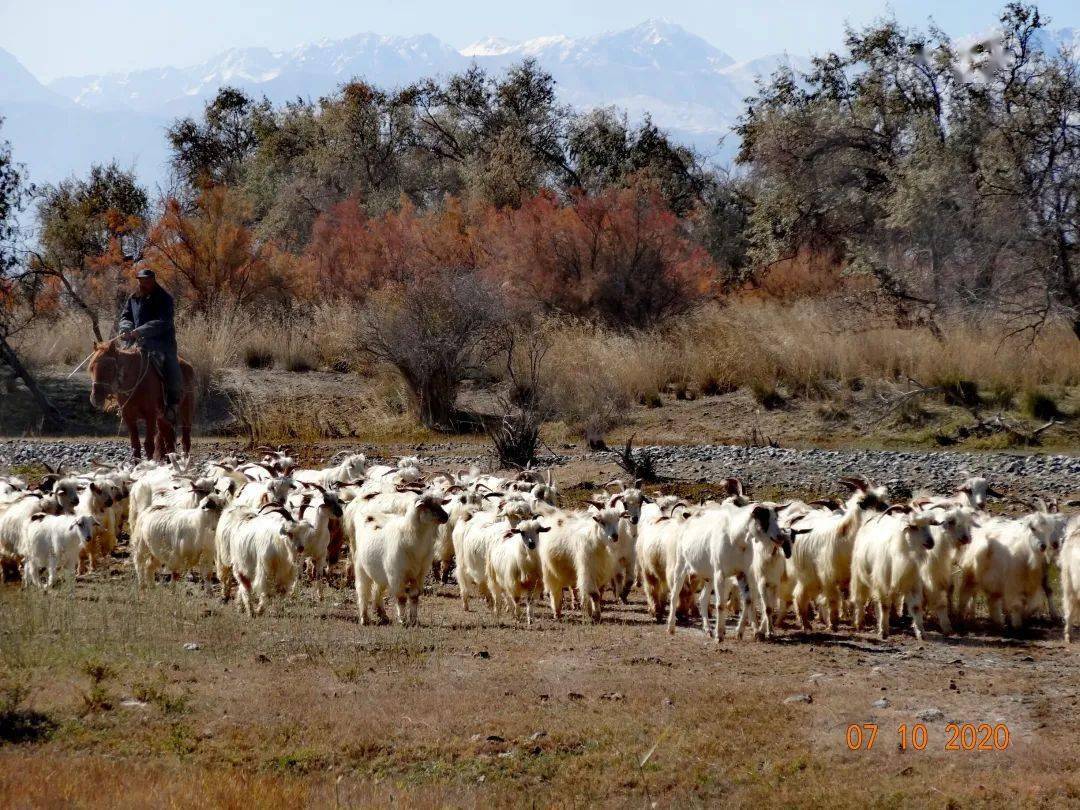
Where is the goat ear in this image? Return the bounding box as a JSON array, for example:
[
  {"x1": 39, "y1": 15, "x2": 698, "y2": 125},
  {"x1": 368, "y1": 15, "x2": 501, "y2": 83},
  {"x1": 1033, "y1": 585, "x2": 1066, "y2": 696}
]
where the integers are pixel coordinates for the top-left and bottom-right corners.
[
  {"x1": 537, "y1": 525, "x2": 551, "y2": 533},
  {"x1": 592, "y1": 514, "x2": 605, "y2": 525},
  {"x1": 751, "y1": 505, "x2": 772, "y2": 531},
  {"x1": 503, "y1": 530, "x2": 515, "y2": 539}
]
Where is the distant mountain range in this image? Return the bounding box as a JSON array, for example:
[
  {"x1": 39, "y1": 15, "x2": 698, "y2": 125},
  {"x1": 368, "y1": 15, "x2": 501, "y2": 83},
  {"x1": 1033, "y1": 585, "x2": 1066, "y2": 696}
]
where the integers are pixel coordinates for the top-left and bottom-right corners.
[{"x1": 1, "y1": 18, "x2": 1077, "y2": 191}]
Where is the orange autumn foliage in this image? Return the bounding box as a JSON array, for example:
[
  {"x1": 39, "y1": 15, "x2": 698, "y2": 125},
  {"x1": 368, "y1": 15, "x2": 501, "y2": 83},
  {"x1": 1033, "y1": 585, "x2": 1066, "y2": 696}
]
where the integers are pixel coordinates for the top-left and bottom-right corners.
[
  {"x1": 144, "y1": 187, "x2": 304, "y2": 313},
  {"x1": 302, "y1": 197, "x2": 479, "y2": 301},
  {"x1": 303, "y1": 189, "x2": 715, "y2": 326}
]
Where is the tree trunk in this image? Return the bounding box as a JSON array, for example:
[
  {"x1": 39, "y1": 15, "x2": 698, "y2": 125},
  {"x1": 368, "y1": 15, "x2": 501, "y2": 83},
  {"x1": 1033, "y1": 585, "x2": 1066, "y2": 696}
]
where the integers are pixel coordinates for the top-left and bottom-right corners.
[
  {"x1": 0, "y1": 334, "x2": 65, "y2": 428},
  {"x1": 1073, "y1": 315, "x2": 1080, "y2": 344},
  {"x1": 413, "y1": 373, "x2": 459, "y2": 432}
]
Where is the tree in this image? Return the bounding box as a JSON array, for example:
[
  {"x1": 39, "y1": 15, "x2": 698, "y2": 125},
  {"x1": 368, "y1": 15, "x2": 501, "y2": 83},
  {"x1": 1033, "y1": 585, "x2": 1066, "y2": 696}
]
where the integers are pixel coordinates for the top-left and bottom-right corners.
[
  {"x1": 243, "y1": 82, "x2": 437, "y2": 248},
  {"x1": 167, "y1": 87, "x2": 273, "y2": 190},
  {"x1": 31, "y1": 163, "x2": 148, "y2": 340},
  {"x1": 416, "y1": 61, "x2": 577, "y2": 207},
  {"x1": 737, "y1": 3, "x2": 1080, "y2": 338},
  {"x1": 567, "y1": 108, "x2": 706, "y2": 215},
  {"x1": 486, "y1": 187, "x2": 715, "y2": 328},
  {"x1": 357, "y1": 270, "x2": 506, "y2": 430},
  {"x1": 301, "y1": 196, "x2": 479, "y2": 302},
  {"x1": 143, "y1": 187, "x2": 296, "y2": 314},
  {"x1": 0, "y1": 118, "x2": 62, "y2": 426}
]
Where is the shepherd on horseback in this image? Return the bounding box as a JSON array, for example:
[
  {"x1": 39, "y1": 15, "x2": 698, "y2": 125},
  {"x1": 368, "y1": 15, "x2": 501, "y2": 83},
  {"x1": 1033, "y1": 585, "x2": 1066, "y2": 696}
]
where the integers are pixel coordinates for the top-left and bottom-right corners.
[
  {"x1": 88, "y1": 269, "x2": 195, "y2": 460},
  {"x1": 118, "y1": 269, "x2": 182, "y2": 423}
]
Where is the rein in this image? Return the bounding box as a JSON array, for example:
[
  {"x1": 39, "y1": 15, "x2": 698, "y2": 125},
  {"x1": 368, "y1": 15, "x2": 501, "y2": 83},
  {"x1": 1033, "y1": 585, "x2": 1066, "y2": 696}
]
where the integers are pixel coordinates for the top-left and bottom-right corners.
[{"x1": 116, "y1": 351, "x2": 152, "y2": 410}]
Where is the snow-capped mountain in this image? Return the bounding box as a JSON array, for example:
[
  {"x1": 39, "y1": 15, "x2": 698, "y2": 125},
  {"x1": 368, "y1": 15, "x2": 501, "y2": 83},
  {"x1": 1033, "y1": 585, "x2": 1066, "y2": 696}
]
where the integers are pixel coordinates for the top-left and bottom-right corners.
[
  {"x1": 24, "y1": 19, "x2": 798, "y2": 181},
  {"x1": 47, "y1": 33, "x2": 467, "y2": 116},
  {"x1": 8, "y1": 18, "x2": 1074, "y2": 191}
]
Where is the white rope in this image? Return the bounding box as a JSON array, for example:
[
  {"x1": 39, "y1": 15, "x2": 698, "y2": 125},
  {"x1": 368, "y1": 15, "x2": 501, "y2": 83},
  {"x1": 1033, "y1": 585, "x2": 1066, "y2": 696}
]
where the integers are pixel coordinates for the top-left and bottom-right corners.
[{"x1": 66, "y1": 349, "x2": 97, "y2": 379}]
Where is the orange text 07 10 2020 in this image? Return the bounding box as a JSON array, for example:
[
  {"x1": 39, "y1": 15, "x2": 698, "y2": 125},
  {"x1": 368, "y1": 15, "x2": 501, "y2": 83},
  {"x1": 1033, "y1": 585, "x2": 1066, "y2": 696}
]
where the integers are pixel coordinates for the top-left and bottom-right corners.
[{"x1": 846, "y1": 723, "x2": 1010, "y2": 751}]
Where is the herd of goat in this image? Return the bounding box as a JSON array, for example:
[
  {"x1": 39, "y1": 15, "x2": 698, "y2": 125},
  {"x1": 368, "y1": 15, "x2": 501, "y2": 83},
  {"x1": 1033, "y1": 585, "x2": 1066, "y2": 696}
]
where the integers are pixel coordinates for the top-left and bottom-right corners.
[{"x1": 1, "y1": 450, "x2": 1079, "y2": 644}]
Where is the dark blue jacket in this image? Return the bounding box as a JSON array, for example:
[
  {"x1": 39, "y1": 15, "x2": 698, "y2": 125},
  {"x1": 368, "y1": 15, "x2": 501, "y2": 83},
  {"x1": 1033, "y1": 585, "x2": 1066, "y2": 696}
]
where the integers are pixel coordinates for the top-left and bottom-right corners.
[{"x1": 118, "y1": 284, "x2": 177, "y2": 353}]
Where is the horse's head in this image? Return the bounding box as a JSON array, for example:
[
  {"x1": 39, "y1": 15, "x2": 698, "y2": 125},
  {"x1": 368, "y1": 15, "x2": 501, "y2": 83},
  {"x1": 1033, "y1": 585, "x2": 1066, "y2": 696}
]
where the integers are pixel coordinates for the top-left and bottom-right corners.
[{"x1": 87, "y1": 340, "x2": 123, "y2": 409}]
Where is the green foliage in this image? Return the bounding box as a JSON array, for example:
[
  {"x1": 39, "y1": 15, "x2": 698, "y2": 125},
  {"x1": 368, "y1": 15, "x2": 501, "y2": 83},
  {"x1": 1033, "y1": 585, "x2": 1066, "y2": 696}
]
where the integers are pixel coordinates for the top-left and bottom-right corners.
[
  {"x1": 567, "y1": 108, "x2": 706, "y2": 215},
  {"x1": 1022, "y1": 389, "x2": 1061, "y2": 421},
  {"x1": 167, "y1": 86, "x2": 273, "y2": 189},
  {"x1": 0, "y1": 671, "x2": 55, "y2": 744},
  {"x1": 736, "y1": 3, "x2": 1080, "y2": 333},
  {"x1": 0, "y1": 117, "x2": 30, "y2": 279}
]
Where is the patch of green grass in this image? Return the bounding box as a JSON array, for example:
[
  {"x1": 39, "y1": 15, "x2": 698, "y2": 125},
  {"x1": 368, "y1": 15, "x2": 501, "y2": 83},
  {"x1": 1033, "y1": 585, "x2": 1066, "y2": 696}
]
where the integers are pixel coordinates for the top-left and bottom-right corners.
[
  {"x1": 79, "y1": 658, "x2": 116, "y2": 716},
  {"x1": 0, "y1": 671, "x2": 56, "y2": 744},
  {"x1": 1022, "y1": 389, "x2": 1062, "y2": 421},
  {"x1": 132, "y1": 677, "x2": 190, "y2": 716},
  {"x1": 749, "y1": 382, "x2": 786, "y2": 411}
]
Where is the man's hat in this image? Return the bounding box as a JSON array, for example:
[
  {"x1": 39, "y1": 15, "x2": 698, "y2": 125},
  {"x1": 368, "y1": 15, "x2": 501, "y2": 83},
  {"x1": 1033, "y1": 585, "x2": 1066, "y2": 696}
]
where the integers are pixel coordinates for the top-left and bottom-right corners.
[{"x1": 135, "y1": 268, "x2": 156, "y2": 279}]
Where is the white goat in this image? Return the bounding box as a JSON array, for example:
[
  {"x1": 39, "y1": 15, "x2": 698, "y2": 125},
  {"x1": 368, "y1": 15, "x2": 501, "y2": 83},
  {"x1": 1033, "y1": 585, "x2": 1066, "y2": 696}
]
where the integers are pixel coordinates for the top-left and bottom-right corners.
[
  {"x1": 538, "y1": 505, "x2": 624, "y2": 623},
  {"x1": 0, "y1": 478, "x2": 81, "y2": 577},
  {"x1": 130, "y1": 494, "x2": 227, "y2": 588},
  {"x1": 956, "y1": 508, "x2": 1067, "y2": 631},
  {"x1": 851, "y1": 506, "x2": 941, "y2": 640},
  {"x1": 486, "y1": 519, "x2": 549, "y2": 625},
  {"x1": 1060, "y1": 517, "x2": 1080, "y2": 643},
  {"x1": 636, "y1": 497, "x2": 695, "y2": 621},
  {"x1": 21, "y1": 514, "x2": 96, "y2": 590},
  {"x1": 349, "y1": 494, "x2": 450, "y2": 626},
  {"x1": 782, "y1": 479, "x2": 887, "y2": 631},
  {"x1": 666, "y1": 502, "x2": 784, "y2": 641},
  {"x1": 225, "y1": 506, "x2": 313, "y2": 617},
  {"x1": 286, "y1": 486, "x2": 344, "y2": 600},
  {"x1": 598, "y1": 484, "x2": 650, "y2": 602},
  {"x1": 918, "y1": 505, "x2": 977, "y2": 635},
  {"x1": 293, "y1": 453, "x2": 368, "y2": 488},
  {"x1": 451, "y1": 497, "x2": 534, "y2": 611}
]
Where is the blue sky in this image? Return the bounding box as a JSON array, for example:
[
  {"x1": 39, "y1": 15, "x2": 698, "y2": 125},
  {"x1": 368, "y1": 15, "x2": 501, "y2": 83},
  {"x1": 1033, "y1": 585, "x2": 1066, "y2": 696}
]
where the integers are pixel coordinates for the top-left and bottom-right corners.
[{"x1": 3, "y1": 0, "x2": 1078, "y2": 82}]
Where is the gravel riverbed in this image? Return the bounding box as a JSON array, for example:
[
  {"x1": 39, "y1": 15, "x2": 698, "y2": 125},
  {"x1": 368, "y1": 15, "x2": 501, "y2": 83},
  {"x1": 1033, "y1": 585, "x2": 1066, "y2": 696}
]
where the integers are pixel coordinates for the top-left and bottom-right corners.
[{"x1": 1, "y1": 438, "x2": 1076, "y2": 501}]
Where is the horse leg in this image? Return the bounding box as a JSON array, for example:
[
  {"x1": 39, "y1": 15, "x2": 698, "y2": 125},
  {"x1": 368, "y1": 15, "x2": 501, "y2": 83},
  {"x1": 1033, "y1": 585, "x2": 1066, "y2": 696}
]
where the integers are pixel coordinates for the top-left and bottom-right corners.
[
  {"x1": 143, "y1": 414, "x2": 157, "y2": 460},
  {"x1": 125, "y1": 416, "x2": 142, "y2": 459},
  {"x1": 157, "y1": 418, "x2": 175, "y2": 458}
]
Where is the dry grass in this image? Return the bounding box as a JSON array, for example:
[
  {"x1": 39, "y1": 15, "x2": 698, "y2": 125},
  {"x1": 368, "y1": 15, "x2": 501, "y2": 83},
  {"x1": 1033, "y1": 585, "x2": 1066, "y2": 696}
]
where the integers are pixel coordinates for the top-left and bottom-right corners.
[
  {"x1": 3, "y1": 548, "x2": 1080, "y2": 807},
  {"x1": 10, "y1": 312, "x2": 97, "y2": 368},
  {"x1": 11, "y1": 300, "x2": 1079, "y2": 447},
  {"x1": 536, "y1": 302, "x2": 1080, "y2": 433},
  {"x1": 223, "y1": 371, "x2": 428, "y2": 446}
]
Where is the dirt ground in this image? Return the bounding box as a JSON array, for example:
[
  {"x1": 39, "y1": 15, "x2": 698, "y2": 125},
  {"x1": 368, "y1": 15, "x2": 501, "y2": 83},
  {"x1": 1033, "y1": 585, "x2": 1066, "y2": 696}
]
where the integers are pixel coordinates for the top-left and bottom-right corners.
[
  {"x1": 3, "y1": 529, "x2": 1080, "y2": 808},
  {"x1": 5, "y1": 364, "x2": 1079, "y2": 454}
]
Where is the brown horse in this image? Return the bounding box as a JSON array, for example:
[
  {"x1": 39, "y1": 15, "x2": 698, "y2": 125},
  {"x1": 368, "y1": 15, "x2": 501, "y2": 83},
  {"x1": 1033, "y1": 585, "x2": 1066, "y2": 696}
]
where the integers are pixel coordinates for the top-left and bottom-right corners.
[{"x1": 88, "y1": 341, "x2": 195, "y2": 460}]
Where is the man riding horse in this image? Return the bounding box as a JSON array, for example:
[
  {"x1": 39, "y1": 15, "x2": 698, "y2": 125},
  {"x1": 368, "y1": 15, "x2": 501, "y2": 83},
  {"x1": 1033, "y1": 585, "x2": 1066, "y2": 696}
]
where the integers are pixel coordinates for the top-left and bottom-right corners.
[{"x1": 117, "y1": 268, "x2": 182, "y2": 425}]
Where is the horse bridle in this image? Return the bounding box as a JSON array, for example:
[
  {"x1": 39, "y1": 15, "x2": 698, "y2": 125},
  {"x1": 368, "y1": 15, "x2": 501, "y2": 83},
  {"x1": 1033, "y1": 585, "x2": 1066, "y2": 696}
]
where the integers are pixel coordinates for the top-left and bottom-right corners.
[{"x1": 96, "y1": 348, "x2": 151, "y2": 410}]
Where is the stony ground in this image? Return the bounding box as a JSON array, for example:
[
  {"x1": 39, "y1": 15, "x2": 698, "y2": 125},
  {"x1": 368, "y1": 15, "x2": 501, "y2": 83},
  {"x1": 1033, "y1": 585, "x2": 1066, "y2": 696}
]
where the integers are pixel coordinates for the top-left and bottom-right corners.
[{"x1": 3, "y1": 437, "x2": 1078, "y2": 504}]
